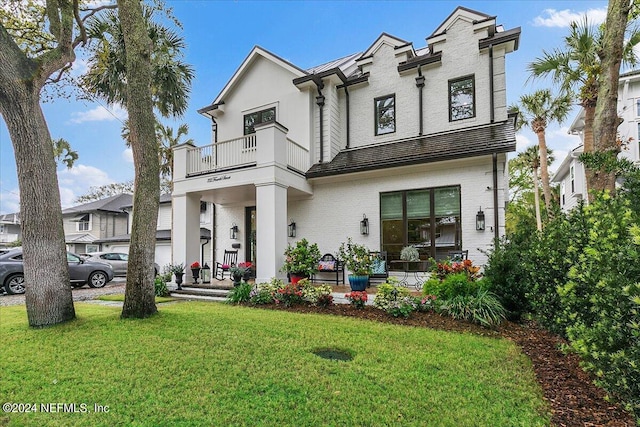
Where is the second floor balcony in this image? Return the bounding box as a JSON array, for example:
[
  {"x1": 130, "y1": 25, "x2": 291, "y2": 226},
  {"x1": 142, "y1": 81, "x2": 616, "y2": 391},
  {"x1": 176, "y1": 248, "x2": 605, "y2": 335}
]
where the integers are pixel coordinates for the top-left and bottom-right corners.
[{"x1": 184, "y1": 126, "x2": 309, "y2": 178}]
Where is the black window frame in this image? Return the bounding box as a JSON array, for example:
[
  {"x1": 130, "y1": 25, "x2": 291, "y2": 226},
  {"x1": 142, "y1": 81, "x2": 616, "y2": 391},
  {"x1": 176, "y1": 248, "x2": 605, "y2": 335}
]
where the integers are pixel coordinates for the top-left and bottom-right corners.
[
  {"x1": 243, "y1": 107, "x2": 276, "y2": 135},
  {"x1": 380, "y1": 186, "x2": 462, "y2": 265},
  {"x1": 374, "y1": 94, "x2": 396, "y2": 136},
  {"x1": 448, "y1": 75, "x2": 476, "y2": 122}
]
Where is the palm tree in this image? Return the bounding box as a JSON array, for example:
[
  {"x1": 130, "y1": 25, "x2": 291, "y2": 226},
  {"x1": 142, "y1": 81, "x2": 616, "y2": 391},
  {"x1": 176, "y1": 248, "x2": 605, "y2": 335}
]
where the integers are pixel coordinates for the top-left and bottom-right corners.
[
  {"x1": 156, "y1": 123, "x2": 194, "y2": 184},
  {"x1": 80, "y1": 4, "x2": 193, "y2": 318},
  {"x1": 516, "y1": 146, "x2": 543, "y2": 231},
  {"x1": 81, "y1": 5, "x2": 194, "y2": 118},
  {"x1": 511, "y1": 90, "x2": 571, "y2": 211},
  {"x1": 528, "y1": 16, "x2": 639, "y2": 194}
]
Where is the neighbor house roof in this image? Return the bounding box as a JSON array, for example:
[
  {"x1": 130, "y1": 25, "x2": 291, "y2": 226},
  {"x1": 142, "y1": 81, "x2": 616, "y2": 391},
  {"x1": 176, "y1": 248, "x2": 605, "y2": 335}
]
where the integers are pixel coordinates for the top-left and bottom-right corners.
[
  {"x1": 62, "y1": 193, "x2": 132, "y2": 215},
  {"x1": 0, "y1": 213, "x2": 20, "y2": 224},
  {"x1": 306, "y1": 120, "x2": 516, "y2": 178}
]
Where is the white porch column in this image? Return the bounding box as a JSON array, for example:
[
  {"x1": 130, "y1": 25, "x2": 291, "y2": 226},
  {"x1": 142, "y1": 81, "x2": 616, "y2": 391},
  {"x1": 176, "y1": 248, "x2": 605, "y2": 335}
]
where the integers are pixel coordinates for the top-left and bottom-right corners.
[
  {"x1": 171, "y1": 193, "x2": 201, "y2": 276},
  {"x1": 172, "y1": 142, "x2": 195, "y2": 181},
  {"x1": 255, "y1": 183, "x2": 288, "y2": 283}
]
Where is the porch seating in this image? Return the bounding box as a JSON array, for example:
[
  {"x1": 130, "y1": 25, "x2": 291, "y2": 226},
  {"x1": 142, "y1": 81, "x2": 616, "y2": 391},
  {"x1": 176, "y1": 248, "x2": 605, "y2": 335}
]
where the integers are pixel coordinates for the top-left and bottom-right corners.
[
  {"x1": 311, "y1": 253, "x2": 344, "y2": 285},
  {"x1": 215, "y1": 250, "x2": 238, "y2": 280},
  {"x1": 369, "y1": 251, "x2": 389, "y2": 285},
  {"x1": 448, "y1": 250, "x2": 469, "y2": 261}
]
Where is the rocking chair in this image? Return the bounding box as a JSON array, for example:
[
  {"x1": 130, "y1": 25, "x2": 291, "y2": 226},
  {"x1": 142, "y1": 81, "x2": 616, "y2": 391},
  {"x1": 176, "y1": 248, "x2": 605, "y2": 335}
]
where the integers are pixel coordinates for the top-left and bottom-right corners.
[{"x1": 215, "y1": 250, "x2": 238, "y2": 280}]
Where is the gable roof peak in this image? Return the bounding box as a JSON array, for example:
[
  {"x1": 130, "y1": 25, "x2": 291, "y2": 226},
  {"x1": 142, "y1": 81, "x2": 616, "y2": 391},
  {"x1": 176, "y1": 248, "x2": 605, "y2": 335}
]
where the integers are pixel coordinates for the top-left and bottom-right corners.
[
  {"x1": 358, "y1": 32, "x2": 413, "y2": 61},
  {"x1": 428, "y1": 6, "x2": 495, "y2": 40}
]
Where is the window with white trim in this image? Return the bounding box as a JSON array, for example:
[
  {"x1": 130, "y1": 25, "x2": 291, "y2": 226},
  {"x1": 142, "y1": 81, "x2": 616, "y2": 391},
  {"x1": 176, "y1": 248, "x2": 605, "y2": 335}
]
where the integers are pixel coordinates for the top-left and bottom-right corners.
[
  {"x1": 243, "y1": 107, "x2": 276, "y2": 135},
  {"x1": 77, "y1": 214, "x2": 91, "y2": 232}
]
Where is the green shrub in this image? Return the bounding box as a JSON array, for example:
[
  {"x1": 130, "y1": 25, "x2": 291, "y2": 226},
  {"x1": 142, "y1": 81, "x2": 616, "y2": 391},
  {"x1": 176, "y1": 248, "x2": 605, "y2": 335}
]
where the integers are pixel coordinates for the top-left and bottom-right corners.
[
  {"x1": 154, "y1": 276, "x2": 170, "y2": 297},
  {"x1": 274, "y1": 282, "x2": 305, "y2": 307},
  {"x1": 424, "y1": 272, "x2": 483, "y2": 300},
  {"x1": 386, "y1": 296, "x2": 418, "y2": 318},
  {"x1": 441, "y1": 290, "x2": 506, "y2": 327},
  {"x1": 249, "y1": 278, "x2": 284, "y2": 305},
  {"x1": 300, "y1": 280, "x2": 334, "y2": 307},
  {"x1": 373, "y1": 282, "x2": 411, "y2": 311},
  {"x1": 226, "y1": 282, "x2": 252, "y2": 304}
]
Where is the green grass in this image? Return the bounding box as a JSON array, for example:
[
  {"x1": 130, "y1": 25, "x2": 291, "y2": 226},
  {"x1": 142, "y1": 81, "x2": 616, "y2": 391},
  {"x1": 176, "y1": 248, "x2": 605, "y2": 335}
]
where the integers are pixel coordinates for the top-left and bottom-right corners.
[
  {"x1": 0, "y1": 303, "x2": 550, "y2": 426},
  {"x1": 95, "y1": 294, "x2": 175, "y2": 303}
]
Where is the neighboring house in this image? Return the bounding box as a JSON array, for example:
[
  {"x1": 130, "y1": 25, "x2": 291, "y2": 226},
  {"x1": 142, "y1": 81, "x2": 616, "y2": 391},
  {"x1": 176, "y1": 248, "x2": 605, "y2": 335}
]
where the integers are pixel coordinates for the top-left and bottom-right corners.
[
  {"x1": 0, "y1": 212, "x2": 21, "y2": 248},
  {"x1": 95, "y1": 194, "x2": 213, "y2": 270},
  {"x1": 553, "y1": 69, "x2": 640, "y2": 212},
  {"x1": 62, "y1": 193, "x2": 132, "y2": 254},
  {"x1": 172, "y1": 6, "x2": 521, "y2": 282}
]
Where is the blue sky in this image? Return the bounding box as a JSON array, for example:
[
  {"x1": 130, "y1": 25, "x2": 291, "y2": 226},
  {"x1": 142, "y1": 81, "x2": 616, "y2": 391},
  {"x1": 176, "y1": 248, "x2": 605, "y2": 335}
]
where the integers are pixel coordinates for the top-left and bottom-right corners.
[{"x1": 0, "y1": 0, "x2": 613, "y2": 214}]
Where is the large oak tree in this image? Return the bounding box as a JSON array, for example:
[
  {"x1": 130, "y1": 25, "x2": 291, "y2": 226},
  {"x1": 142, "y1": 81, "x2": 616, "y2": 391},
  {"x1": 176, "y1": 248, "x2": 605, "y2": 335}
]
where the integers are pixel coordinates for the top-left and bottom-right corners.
[{"x1": 0, "y1": 1, "x2": 114, "y2": 327}]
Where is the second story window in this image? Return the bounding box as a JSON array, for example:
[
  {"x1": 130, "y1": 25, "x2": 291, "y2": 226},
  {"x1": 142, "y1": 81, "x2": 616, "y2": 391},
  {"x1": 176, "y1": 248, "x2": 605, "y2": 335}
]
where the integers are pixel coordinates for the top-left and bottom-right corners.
[
  {"x1": 244, "y1": 107, "x2": 276, "y2": 135},
  {"x1": 449, "y1": 75, "x2": 475, "y2": 121},
  {"x1": 570, "y1": 165, "x2": 575, "y2": 193},
  {"x1": 77, "y1": 214, "x2": 91, "y2": 232},
  {"x1": 375, "y1": 94, "x2": 396, "y2": 135},
  {"x1": 636, "y1": 99, "x2": 640, "y2": 117}
]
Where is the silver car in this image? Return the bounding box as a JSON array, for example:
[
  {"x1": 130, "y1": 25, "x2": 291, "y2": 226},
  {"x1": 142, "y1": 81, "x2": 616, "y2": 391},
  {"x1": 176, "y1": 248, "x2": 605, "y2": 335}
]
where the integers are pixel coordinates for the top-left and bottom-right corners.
[
  {"x1": 0, "y1": 248, "x2": 114, "y2": 295},
  {"x1": 83, "y1": 252, "x2": 160, "y2": 277}
]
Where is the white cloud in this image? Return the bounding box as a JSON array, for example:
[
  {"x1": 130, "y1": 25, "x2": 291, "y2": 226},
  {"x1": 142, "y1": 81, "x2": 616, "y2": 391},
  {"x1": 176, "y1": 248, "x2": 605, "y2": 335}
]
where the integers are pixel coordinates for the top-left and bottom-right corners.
[
  {"x1": 122, "y1": 148, "x2": 134, "y2": 163},
  {"x1": 515, "y1": 132, "x2": 535, "y2": 152},
  {"x1": 533, "y1": 8, "x2": 607, "y2": 28},
  {"x1": 57, "y1": 164, "x2": 115, "y2": 208},
  {"x1": 69, "y1": 104, "x2": 127, "y2": 124}
]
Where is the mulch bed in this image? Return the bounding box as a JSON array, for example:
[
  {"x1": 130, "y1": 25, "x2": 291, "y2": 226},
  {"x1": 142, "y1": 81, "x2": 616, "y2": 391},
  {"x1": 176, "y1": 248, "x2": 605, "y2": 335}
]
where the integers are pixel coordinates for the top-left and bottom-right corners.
[{"x1": 252, "y1": 302, "x2": 636, "y2": 427}]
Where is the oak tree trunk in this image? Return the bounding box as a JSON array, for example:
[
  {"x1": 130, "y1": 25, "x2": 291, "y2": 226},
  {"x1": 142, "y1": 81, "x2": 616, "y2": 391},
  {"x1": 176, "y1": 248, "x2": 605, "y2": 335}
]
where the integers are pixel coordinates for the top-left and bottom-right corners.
[
  {"x1": 0, "y1": 25, "x2": 75, "y2": 327},
  {"x1": 118, "y1": 0, "x2": 159, "y2": 319}
]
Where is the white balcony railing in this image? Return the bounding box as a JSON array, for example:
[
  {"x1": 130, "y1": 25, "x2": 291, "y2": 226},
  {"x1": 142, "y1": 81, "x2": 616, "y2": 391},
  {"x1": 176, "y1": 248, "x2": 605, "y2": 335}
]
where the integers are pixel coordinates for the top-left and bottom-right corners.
[
  {"x1": 186, "y1": 134, "x2": 309, "y2": 176},
  {"x1": 287, "y1": 138, "x2": 309, "y2": 173},
  {"x1": 187, "y1": 134, "x2": 256, "y2": 175}
]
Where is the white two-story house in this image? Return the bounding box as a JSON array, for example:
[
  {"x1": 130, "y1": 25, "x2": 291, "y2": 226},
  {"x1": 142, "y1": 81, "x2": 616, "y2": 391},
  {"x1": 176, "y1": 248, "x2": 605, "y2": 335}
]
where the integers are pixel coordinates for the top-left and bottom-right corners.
[
  {"x1": 172, "y1": 6, "x2": 521, "y2": 282},
  {"x1": 553, "y1": 69, "x2": 640, "y2": 212}
]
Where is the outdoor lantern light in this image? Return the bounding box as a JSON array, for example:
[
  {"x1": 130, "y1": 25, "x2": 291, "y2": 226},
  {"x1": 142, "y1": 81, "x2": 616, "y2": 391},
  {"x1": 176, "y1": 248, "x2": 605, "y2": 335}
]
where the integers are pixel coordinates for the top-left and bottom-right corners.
[
  {"x1": 201, "y1": 263, "x2": 211, "y2": 284},
  {"x1": 476, "y1": 208, "x2": 485, "y2": 231},
  {"x1": 360, "y1": 214, "x2": 369, "y2": 235},
  {"x1": 230, "y1": 223, "x2": 238, "y2": 240},
  {"x1": 288, "y1": 219, "x2": 296, "y2": 238}
]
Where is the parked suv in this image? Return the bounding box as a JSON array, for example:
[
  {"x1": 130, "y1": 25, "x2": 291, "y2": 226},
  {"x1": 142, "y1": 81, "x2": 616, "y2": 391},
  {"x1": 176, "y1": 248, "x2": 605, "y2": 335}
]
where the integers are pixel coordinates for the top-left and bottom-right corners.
[
  {"x1": 83, "y1": 252, "x2": 160, "y2": 276},
  {"x1": 0, "y1": 248, "x2": 114, "y2": 295}
]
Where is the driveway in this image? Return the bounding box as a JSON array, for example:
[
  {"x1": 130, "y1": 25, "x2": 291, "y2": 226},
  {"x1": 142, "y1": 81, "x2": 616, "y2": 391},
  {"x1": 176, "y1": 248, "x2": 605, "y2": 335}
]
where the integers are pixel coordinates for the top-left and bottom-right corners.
[{"x1": 0, "y1": 277, "x2": 127, "y2": 307}]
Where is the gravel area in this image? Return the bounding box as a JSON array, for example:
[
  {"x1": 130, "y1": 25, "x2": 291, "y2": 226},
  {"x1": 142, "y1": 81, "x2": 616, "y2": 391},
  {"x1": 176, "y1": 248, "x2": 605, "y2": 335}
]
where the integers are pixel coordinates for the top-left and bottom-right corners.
[{"x1": 0, "y1": 278, "x2": 127, "y2": 306}]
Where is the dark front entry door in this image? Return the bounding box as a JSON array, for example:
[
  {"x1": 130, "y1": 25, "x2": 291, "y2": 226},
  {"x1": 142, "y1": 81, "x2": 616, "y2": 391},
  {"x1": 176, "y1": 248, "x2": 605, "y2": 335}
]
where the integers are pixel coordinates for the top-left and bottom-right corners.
[{"x1": 245, "y1": 206, "x2": 256, "y2": 268}]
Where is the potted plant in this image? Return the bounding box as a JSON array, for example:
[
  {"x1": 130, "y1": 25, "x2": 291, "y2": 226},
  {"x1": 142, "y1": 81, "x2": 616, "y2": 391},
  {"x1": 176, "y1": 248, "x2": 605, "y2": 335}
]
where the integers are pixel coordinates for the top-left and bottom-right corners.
[
  {"x1": 281, "y1": 238, "x2": 321, "y2": 284},
  {"x1": 400, "y1": 246, "x2": 420, "y2": 262},
  {"x1": 230, "y1": 261, "x2": 252, "y2": 286},
  {"x1": 190, "y1": 261, "x2": 201, "y2": 284},
  {"x1": 338, "y1": 237, "x2": 372, "y2": 291},
  {"x1": 171, "y1": 263, "x2": 185, "y2": 290}
]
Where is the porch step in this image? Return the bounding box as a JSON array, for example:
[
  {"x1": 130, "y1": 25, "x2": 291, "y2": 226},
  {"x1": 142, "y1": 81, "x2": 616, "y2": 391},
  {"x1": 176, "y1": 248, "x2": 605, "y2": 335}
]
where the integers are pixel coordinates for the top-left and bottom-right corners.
[
  {"x1": 180, "y1": 281, "x2": 235, "y2": 290},
  {"x1": 171, "y1": 288, "x2": 230, "y2": 299}
]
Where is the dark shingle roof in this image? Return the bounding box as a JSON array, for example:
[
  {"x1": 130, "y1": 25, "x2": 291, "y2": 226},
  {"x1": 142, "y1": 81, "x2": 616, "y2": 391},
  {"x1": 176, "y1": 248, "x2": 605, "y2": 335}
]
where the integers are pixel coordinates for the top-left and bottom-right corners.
[
  {"x1": 306, "y1": 120, "x2": 516, "y2": 178},
  {"x1": 62, "y1": 193, "x2": 133, "y2": 215}
]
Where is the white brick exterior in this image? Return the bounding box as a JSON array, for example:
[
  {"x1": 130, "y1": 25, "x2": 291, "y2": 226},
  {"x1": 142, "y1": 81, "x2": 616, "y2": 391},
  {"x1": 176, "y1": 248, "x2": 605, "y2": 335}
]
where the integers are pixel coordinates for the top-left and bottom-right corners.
[{"x1": 172, "y1": 7, "x2": 519, "y2": 281}]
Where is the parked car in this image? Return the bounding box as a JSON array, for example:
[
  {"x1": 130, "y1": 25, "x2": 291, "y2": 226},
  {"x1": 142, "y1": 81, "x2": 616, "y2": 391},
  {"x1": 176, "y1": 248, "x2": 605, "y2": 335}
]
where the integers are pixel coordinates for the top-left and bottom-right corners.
[
  {"x1": 0, "y1": 248, "x2": 114, "y2": 295},
  {"x1": 82, "y1": 252, "x2": 160, "y2": 277}
]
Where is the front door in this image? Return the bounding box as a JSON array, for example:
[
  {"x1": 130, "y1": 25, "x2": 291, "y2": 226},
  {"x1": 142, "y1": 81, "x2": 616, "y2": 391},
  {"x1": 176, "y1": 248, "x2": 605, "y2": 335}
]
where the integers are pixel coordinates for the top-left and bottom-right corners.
[{"x1": 245, "y1": 206, "x2": 256, "y2": 269}]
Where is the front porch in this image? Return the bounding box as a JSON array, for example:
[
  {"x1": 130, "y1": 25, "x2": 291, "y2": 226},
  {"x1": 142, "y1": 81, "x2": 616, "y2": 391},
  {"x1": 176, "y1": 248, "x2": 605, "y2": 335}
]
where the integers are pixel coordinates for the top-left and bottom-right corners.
[{"x1": 172, "y1": 121, "x2": 314, "y2": 283}]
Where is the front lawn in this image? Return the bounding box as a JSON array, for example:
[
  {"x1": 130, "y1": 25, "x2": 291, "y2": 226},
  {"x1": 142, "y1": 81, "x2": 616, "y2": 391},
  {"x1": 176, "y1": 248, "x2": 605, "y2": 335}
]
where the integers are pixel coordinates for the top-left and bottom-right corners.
[{"x1": 0, "y1": 302, "x2": 550, "y2": 426}]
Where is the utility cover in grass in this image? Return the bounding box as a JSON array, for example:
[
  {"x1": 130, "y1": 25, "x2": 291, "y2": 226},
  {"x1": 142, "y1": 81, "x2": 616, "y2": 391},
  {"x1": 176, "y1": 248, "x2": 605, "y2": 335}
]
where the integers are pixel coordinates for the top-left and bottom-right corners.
[{"x1": 312, "y1": 347, "x2": 353, "y2": 361}]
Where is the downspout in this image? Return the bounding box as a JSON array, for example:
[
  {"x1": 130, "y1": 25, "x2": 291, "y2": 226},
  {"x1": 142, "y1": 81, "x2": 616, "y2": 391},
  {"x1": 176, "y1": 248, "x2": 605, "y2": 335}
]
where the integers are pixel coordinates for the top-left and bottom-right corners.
[
  {"x1": 344, "y1": 85, "x2": 350, "y2": 148},
  {"x1": 489, "y1": 44, "x2": 495, "y2": 123},
  {"x1": 315, "y1": 80, "x2": 325, "y2": 163},
  {"x1": 415, "y1": 66, "x2": 425, "y2": 136},
  {"x1": 492, "y1": 153, "x2": 499, "y2": 242}
]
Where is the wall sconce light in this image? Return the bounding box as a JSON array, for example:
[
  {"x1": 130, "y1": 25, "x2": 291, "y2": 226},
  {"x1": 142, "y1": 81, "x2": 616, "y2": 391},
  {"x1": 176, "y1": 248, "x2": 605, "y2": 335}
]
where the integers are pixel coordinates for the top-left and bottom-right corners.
[
  {"x1": 288, "y1": 219, "x2": 296, "y2": 238},
  {"x1": 476, "y1": 208, "x2": 485, "y2": 231},
  {"x1": 230, "y1": 223, "x2": 238, "y2": 240},
  {"x1": 360, "y1": 214, "x2": 369, "y2": 235}
]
